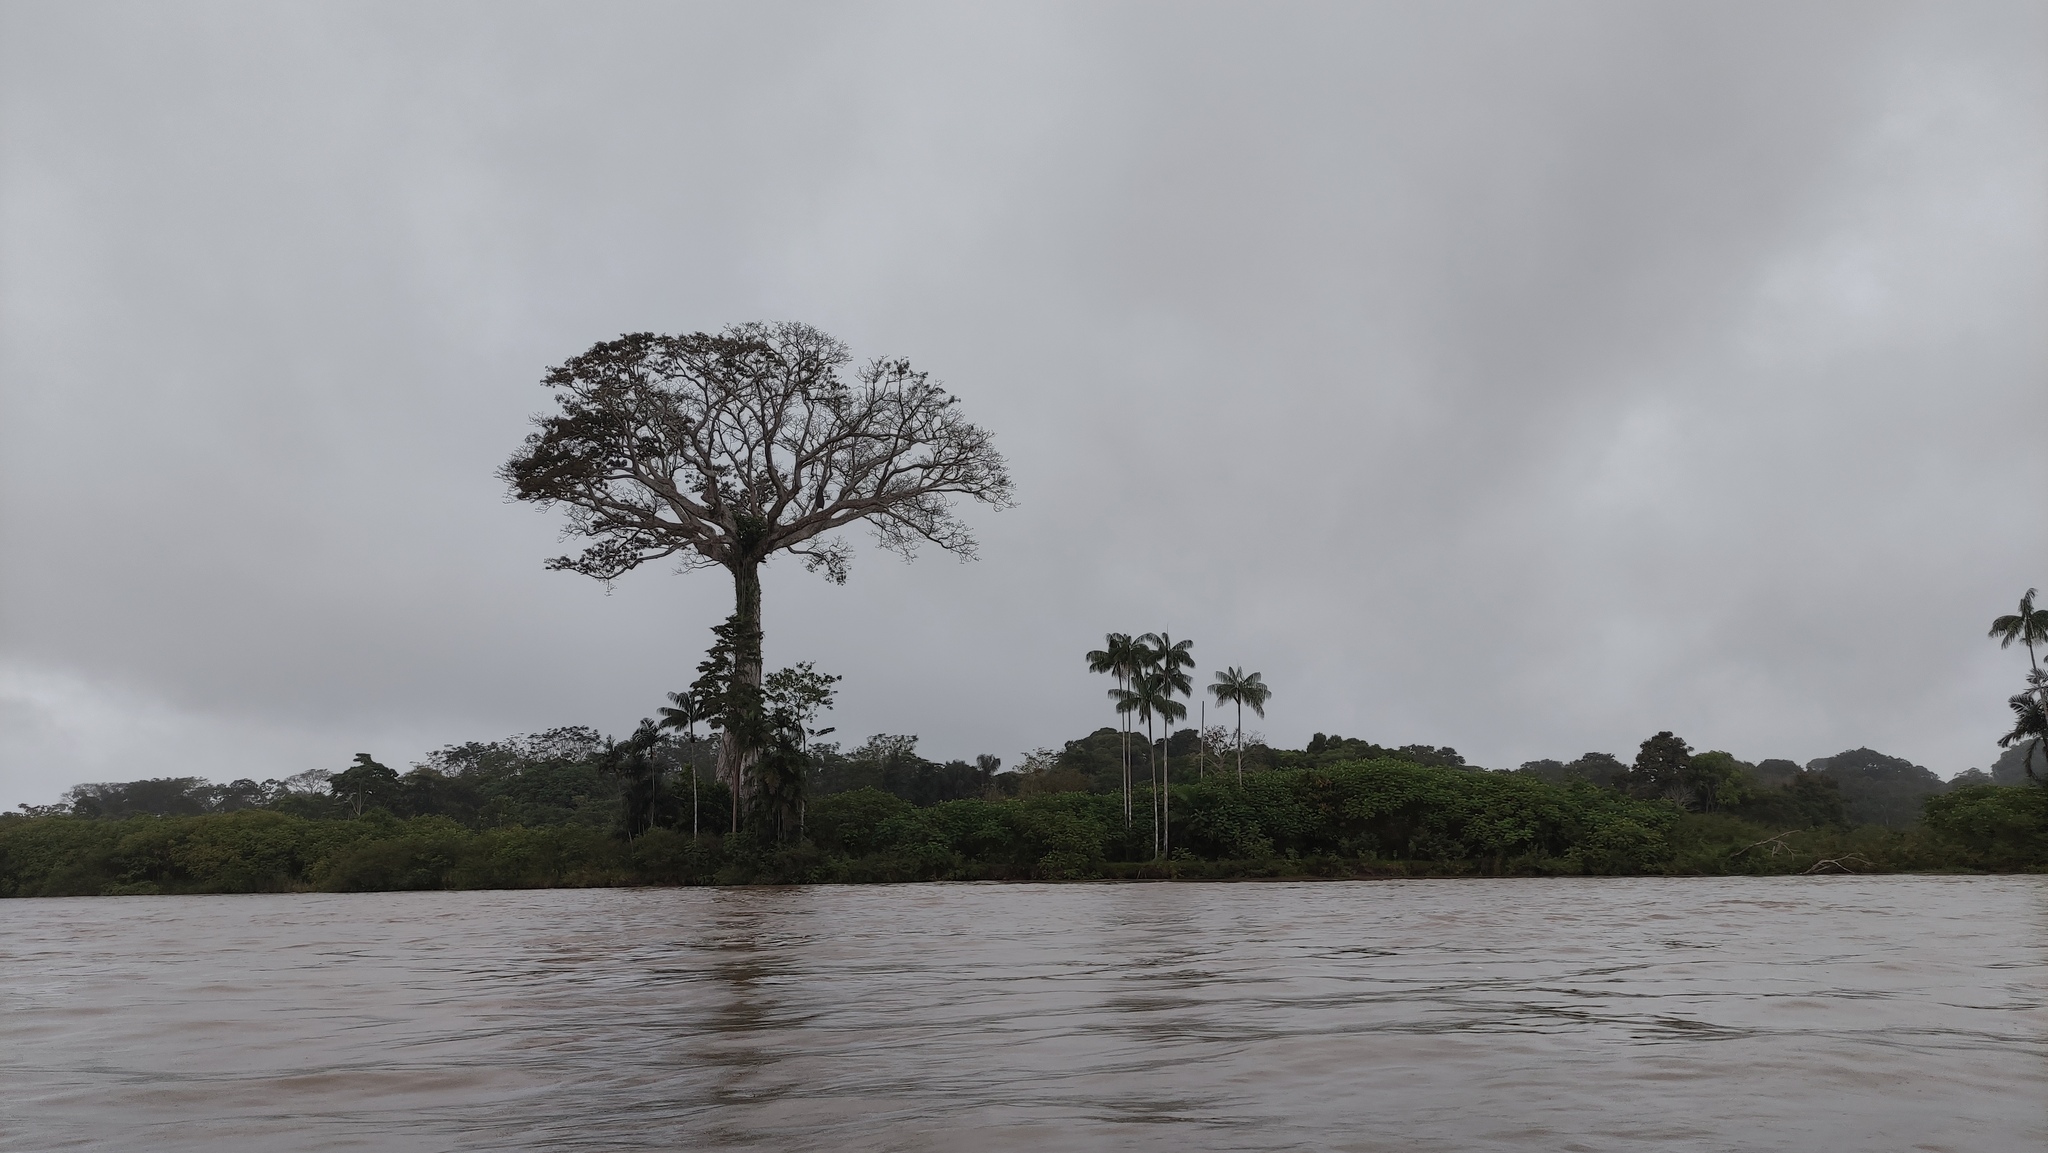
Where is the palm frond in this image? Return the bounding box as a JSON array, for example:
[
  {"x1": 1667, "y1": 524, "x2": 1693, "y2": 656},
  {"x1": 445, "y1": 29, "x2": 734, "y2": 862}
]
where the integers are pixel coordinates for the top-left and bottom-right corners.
[
  {"x1": 1210, "y1": 667, "x2": 1271, "y2": 714},
  {"x1": 1086, "y1": 632, "x2": 1130, "y2": 675},
  {"x1": 1990, "y1": 589, "x2": 2047, "y2": 648},
  {"x1": 1999, "y1": 690, "x2": 2047, "y2": 749},
  {"x1": 656, "y1": 690, "x2": 701, "y2": 732}
]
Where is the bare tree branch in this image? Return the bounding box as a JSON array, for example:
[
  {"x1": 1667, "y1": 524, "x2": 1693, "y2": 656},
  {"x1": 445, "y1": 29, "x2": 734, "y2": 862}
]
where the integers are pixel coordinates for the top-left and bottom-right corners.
[{"x1": 501, "y1": 322, "x2": 1013, "y2": 583}]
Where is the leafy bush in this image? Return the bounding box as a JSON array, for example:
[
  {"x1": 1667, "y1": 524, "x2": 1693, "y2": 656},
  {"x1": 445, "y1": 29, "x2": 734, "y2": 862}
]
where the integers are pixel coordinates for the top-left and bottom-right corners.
[{"x1": 1922, "y1": 785, "x2": 2048, "y2": 870}]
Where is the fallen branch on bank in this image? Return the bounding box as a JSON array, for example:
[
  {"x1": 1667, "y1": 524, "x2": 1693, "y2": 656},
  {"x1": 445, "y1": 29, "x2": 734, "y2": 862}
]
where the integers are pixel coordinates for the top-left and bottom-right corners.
[
  {"x1": 1802, "y1": 854, "x2": 1875, "y2": 875},
  {"x1": 1731, "y1": 831, "x2": 1795, "y2": 858}
]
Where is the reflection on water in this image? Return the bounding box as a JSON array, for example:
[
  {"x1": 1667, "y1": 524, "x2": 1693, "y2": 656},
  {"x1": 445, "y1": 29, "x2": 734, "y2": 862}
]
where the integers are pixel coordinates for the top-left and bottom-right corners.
[{"x1": 3, "y1": 877, "x2": 2044, "y2": 1151}]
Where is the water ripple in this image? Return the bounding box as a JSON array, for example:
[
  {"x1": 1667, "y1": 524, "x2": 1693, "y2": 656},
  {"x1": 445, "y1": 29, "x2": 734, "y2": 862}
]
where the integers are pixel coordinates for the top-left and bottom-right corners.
[{"x1": 2, "y1": 875, "x2": 2043, "y2": 1151}]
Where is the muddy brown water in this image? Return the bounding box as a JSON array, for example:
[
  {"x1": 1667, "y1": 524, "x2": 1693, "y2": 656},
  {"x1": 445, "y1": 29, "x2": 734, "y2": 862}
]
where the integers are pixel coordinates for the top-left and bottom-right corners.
[{"x1": 3, "y1": 876, "x2": 2044, "y2": 1151}]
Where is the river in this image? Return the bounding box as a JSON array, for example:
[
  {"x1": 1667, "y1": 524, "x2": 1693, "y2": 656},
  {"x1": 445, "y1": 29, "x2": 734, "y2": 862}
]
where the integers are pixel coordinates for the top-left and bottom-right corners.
[{"x1": 4, "y1": 876, "x2": 2044, "y2": 1151}]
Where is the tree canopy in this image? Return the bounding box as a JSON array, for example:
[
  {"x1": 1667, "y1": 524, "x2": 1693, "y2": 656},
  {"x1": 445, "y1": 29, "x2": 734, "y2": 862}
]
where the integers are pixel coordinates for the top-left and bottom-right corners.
[{"x1": 500, "y1": 321, "x2": 1013, "y2": 586}]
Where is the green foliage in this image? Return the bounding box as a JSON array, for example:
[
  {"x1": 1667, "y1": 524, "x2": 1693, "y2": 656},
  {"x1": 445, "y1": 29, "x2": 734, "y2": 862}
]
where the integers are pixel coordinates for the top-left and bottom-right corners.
[
  {"x1": 1165, "y1": 761, "x2": 1677, "y2": 872},
  {"x1": 1278, "y1": 736, "x2": 1466, "y2": 771},
  {"x1": 1990, "y1": 739, "x2": 2045, "y2": 785},
  {"x1": 65, "y1": 778, "x2": 210, "y2": 819},
  {"x1": 1808, "y1": 748, "x2": 1948, "y2": 827},
  {"x1": 692, "y1": 612, "x2": 765, "y2": 752},
  {"x1": 626, "y1": 827, "x2": 719, "y2": 883},
  {"x1": 670, "y1": 656, "x2": 839, "y2": 844},
  {"x1": 8, "y1": 748, "x2": 2043, "y2": 896},
  {"x1": 1684, "y1": 751, "x2": 1754, "y2": 810},
  {"x1": 60, "y1": 775, "x2": 310, "y2": 819},
  {"x1": 807, "y1": 788, "x2": 916, "y2": 856},
  {"x1": 1012, "y1": 796, "x2": 1111, "y2": 879},
  {"x1": 0, "y1": 816, "x2": 127, "y2": 896},
  {"x1": 451, "y1": 824, "x2": 620, "y2": 889},
  {"x1": 808, "y1": 735, "x2": 989, "y2": 806},
  {"x1": 1661, "y1": 812, "x2": 1936, "y2": 875},
  {"x1": 1728, "y1": 768, "x2": 1846, "y2": 828},
  {"x1": 764, "y1": 663, "x2": 840, "y2": 738},
  {"x1": 1516, "y1": 752, "x2": 1628, "y2": 789},
  {"x1": 1998, "y1": 685, "x2": 2047, "y2": 779},
  {"x1": 1985, "y1": 588, "x2": 2047, "y2": 784},
  {"x1": 329, "y1": 754, "x2": 401, "y2": 818},
  {"x1": 1987, "y1": 588, "x2": 2048, "y2": 667},
  {"x1": 1209, "y1": 667, "x2": 1272, "y2": 721},
  {"x1": 314, "y1": 817, "x2": 470, "y2": 891},
  {"x1": 1042, "y1": 727, "x2": 1127, "y2": 793},
  {"x1": 412, "y1": 727, "x2": 616, "y2": 828},
  {"x1": 1627, "y1": 731, "x2": 1695, "y2": 802},
  {"x1": 0, "y1": 810, "x2": 644, "y2": 896},
  {"x1": 599, "y1": 721, "x2": 676, "y2": 841},
  {"x1": 751, "y1": 730, "x2": 811, "y2": 843},
  {"x1": 1922, "y1": 785, "x2": 2048, "y2": 869}
]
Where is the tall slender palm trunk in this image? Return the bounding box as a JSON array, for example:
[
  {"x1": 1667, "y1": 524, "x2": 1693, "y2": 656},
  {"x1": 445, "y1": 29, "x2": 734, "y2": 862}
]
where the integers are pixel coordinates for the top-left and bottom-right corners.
[
  {"x1": 1147, "y1": 717, "x2": 1159, "y2": 859},
  {"x1": 1235, "y1": 700, "x2": 1244, "y2": 786},
  {"x1": 1120, "y1": 672, "x2": 1132, "y2": 829}
]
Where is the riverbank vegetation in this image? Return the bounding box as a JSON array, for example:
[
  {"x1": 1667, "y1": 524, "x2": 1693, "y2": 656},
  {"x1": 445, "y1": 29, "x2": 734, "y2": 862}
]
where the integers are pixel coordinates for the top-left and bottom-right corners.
[{"x1": 5, "y1": 737, "x2": 2042, "y2": 896}]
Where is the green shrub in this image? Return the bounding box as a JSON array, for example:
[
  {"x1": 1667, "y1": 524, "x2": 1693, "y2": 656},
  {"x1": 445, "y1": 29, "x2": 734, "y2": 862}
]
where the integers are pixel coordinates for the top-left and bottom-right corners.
[
  {"x1": 1923, "y1": 785, "x2": 2048, "y2": 870},
  {"x1": 807, "y1": 788, "x2": 915, "y2": 857}
]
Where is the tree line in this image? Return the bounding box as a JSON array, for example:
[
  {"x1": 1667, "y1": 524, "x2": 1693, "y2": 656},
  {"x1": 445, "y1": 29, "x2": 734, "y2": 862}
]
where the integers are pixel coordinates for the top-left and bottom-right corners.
[
  {"x1": 5, "y1": 748, "x2": 2042, "y2": 898},
  {"x1": 11, "y1": 587, "x2": 2042, "y2": 888},
  {"x1": 8, "y1": 711, "x2": 2041, "y2": 896}
]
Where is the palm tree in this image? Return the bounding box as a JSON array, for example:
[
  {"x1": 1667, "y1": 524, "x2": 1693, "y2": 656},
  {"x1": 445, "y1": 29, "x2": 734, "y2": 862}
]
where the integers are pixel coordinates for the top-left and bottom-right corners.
[
  {"x1": 604, "y1": 720, "x2": 664, "y2": 842},
  {"x1": 1990, "y1": 589, "x2": 2048, "y2": 779},
  {"x1": 1140, "y1": 633, "x2": 1193, "y2": 858},
  {"x1": 1109, "y1": 678, "x2": 1145, "y2": 851},
  {"x1": 1144, "y1": 633, "x2": 1195, "y2": 691},
  {"x1": 1154, "y1": 690, "x2": 1187, "y2": 858},
  {"x1": 1990, "y1": 588, "x2": 2048, "y2": 684},
  {"x1": 1209, "y1": 667, "x2": 1273, "y2": 786},
  {"x1": 2000, "y1": 676, "x2": 2048, "y2": 782},
  {"x1": 657, "y1": 689, "x2": 702, "y2": 838},
  {"x1": 1113, "y1": 668, "x2": 1177, "y2": 859},
  {"x1": 1086, "y1": 633, "x2": 1144, "y2": 828}
]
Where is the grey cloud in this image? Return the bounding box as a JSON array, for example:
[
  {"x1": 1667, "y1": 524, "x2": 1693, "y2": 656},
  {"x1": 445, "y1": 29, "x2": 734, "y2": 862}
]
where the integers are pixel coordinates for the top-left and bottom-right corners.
[{"x1": 2, "y1": 1, "x2": 2042, "y2": 806}]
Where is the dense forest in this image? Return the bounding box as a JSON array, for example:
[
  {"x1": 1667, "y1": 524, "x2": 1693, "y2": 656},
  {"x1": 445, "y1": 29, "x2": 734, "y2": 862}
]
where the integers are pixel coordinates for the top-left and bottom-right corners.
[{"x1": 3, "y1": 727, "x2": 2041, "y2": 897}]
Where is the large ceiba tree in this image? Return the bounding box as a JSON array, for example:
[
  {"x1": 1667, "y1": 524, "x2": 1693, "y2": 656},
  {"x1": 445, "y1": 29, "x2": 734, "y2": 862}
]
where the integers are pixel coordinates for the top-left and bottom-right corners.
[{"x1": 501, "y1": 321, "x2": 1013, "y2": 803}]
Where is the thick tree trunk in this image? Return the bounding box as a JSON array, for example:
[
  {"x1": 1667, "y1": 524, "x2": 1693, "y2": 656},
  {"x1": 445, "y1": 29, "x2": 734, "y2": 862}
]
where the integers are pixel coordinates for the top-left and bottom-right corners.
[{"x1": 721, "y1": 559, "x2": 765, "y2": 833}]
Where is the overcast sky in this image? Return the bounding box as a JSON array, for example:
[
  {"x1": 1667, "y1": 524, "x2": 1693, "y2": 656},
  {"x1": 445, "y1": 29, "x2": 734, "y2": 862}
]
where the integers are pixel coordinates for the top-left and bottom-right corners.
[{"x1": 2, "y1": 1, "x2": 2043, "y2": 806}]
